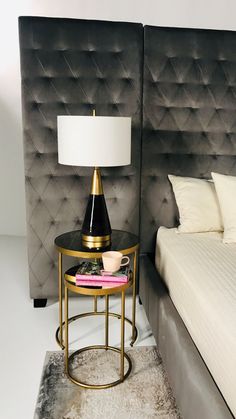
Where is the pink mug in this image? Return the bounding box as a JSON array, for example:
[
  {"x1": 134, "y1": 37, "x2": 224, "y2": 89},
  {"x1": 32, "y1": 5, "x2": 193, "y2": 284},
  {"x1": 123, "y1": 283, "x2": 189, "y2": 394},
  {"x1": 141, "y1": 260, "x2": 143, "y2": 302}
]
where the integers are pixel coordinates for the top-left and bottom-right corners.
[{"x1": 102, "y1": 251, "x2": 130, "y2": 273}]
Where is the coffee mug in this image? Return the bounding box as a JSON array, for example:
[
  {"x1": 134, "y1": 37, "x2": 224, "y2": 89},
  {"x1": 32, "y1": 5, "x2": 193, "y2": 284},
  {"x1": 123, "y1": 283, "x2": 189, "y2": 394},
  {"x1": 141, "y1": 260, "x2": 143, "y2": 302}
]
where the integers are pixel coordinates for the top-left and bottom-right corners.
[{"x1": 102, "y1": 251, "x2": 130, "y2": 273}]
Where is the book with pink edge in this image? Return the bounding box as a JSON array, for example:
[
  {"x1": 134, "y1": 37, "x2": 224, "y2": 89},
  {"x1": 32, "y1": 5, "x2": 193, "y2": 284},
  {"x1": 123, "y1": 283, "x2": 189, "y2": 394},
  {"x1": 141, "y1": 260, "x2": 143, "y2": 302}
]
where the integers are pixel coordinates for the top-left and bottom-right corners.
[
  {"x1": 75, "y1": 279, "x2": 125, "y2": 288},
  {"x1": 75, "y1": 261, "x2": 129, "y2": 283}
]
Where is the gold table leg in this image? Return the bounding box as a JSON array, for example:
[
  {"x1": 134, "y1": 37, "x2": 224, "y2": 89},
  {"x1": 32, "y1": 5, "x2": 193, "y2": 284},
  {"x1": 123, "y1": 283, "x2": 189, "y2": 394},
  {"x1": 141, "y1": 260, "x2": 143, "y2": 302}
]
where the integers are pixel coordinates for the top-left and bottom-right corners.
[
  {"x1": 131, "y1": 250, "x2": 137, "y2": 346},
  {"x1": 94, "y1": 295, "x2": 97, "y2": 313},
  {"x1": 64, "y1": 285, "x2": 69, "y2": 374},
  {"x1": 105, "y1": 295, "x2": 109, "y2": 349},
  {"x1": 120, "y1": 290, "x2": 125, "y2": 380},
  {"x1": 58, "y1": 252, "x2": 63, "y2": 347}
]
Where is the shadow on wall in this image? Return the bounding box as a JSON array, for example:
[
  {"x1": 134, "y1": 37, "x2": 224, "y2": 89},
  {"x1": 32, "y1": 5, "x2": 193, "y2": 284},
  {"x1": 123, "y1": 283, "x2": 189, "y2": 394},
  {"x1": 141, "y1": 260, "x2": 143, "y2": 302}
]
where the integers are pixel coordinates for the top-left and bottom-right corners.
[{"x1": 0, "y1": 98, "x2": 26, "y2": 236}]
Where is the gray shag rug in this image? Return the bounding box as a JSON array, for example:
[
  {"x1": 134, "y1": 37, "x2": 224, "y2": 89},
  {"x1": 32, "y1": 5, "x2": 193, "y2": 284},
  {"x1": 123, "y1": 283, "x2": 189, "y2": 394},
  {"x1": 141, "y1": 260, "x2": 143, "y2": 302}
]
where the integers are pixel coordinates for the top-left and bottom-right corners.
[{"x1": 34, "y1": 347, "x2": 181, "y2": 419}]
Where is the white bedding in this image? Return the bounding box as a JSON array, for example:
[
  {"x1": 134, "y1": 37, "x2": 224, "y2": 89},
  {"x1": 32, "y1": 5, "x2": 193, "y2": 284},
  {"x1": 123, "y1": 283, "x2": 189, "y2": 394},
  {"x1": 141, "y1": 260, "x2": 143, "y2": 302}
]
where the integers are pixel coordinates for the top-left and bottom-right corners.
[{"x1": 155, "y1": 227, "x2": 236, "y2": 416}]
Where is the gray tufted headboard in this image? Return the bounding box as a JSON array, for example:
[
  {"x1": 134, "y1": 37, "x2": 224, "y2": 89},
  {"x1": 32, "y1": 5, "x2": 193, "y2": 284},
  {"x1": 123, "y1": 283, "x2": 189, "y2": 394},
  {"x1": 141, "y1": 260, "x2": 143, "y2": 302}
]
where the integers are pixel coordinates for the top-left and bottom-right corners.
[
  {"x1": 19, "y1": 18, "x2": 236, "y2": 296},
  {"x1": 141, "y1": 25, "x2": 236, "y2": 253},
  {"x1": 19, "y1": 17, "x2": 143, "y2": 298}
]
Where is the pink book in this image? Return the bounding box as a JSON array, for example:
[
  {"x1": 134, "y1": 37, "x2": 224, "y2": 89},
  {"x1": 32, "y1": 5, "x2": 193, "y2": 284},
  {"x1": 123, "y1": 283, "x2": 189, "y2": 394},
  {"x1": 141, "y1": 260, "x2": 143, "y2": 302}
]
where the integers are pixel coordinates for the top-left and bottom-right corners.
[
  {"x1": 75, "y1": 279, "x2": 125, "y2": 288},
  {"x1": 75, "y1": 262, "x2": 129, "y2": 283},
  {"x1": 75, "y1": 273, "x2": 128, "y2": 283}
]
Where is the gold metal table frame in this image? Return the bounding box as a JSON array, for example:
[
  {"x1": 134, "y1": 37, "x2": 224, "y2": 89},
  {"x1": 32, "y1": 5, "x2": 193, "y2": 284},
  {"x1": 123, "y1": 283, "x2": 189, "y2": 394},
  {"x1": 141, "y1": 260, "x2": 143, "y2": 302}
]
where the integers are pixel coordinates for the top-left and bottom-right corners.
[
  {"x1": 55, "y1": 231, "x2": 139, "y2": 352},
  {"x1": 63, "y1": 276, "x2": 133, "y2": 389}
]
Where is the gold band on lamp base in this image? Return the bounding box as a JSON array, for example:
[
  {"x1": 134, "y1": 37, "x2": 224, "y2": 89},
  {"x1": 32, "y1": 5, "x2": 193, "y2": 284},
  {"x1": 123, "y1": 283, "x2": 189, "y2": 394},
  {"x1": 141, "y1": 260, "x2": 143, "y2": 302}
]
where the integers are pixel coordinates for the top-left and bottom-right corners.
[{"x1": 82, "y1": 233, "x2": 111, "y2": 248}]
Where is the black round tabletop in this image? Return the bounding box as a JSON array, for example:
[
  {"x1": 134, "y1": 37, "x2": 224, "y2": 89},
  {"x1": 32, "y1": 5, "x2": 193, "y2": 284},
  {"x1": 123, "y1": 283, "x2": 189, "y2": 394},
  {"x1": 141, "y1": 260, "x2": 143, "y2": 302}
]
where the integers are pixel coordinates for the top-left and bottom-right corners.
[{"x1": 55, "y1": 229, "x2": 139, "y2": 257}]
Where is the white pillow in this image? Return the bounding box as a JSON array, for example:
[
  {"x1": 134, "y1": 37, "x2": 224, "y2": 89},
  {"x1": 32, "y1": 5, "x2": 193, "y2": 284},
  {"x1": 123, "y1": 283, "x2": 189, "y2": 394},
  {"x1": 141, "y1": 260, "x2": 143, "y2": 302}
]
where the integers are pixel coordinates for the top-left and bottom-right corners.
[
  {"x1": 168, "y1": 174, "x2": 223, "y2": 233},
  {"x1": 211, "y1": 172, "x2": 236, "y2": 243}
]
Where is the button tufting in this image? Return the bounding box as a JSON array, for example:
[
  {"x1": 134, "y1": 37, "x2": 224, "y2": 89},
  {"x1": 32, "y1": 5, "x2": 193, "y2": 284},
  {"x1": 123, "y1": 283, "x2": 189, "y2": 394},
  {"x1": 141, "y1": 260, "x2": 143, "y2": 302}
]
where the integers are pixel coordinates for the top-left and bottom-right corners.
[
  {"x1": 32, "y1": 101, "x2": 39, "y2": 109},
  {"x1": 86, "y1": 49, "x2": 95, "y2": 55}
]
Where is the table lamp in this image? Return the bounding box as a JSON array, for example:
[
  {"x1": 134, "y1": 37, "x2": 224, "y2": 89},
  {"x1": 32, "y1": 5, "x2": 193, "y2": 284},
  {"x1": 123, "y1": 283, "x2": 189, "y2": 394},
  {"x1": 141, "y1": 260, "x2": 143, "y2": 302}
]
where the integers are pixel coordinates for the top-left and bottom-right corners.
[{"x1": 57, "y1": 113, "x2": 131, "y2": 249}]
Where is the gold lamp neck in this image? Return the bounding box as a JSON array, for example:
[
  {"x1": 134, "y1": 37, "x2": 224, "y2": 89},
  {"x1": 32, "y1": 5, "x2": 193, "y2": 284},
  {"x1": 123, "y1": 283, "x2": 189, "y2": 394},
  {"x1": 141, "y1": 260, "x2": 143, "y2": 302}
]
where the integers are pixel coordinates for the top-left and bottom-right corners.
[{"x1": 91, "y1": 167, "x2": 103, "y2": 195}]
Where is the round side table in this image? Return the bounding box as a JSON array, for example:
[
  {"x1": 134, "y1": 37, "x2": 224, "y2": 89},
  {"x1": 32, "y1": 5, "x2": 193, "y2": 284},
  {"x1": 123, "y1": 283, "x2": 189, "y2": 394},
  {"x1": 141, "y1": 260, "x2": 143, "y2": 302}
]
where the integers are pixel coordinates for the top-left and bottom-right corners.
[
  {"x1": 54, "y1": 230, "x2": 139, "y2": 349},
  {"x1": 64, "y1": 266, "x2": 133, "y2": 389}
]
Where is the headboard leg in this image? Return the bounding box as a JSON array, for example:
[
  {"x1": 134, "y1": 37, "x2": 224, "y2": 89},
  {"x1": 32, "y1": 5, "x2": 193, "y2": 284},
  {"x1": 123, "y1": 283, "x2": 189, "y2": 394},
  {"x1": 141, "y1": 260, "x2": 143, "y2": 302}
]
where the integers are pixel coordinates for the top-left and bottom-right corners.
[{"x1": 33, "y1": 299, "x2": 47, "y2": 308}]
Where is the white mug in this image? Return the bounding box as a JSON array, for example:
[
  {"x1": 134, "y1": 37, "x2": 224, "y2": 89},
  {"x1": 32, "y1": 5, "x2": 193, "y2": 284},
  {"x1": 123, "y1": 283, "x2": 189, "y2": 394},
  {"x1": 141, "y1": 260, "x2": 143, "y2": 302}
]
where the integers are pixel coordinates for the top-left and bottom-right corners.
[{"x1": 102, "y1": 251, "x2": 130, "y2": 273}]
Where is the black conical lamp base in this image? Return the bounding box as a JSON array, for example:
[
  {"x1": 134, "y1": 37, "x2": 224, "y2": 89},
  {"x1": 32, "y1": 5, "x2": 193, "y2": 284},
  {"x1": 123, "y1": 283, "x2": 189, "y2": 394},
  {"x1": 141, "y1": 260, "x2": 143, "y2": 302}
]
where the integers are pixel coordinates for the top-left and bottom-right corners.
[{"x1": 82, "y1": 167, "x2": 111, "y2": 249}]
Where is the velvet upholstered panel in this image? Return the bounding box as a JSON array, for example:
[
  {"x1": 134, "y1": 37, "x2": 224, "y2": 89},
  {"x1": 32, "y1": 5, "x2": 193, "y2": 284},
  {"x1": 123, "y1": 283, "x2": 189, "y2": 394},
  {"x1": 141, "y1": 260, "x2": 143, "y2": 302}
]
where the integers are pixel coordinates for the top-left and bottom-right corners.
[
  {"x1": 139, "y1": 255, "x2": 234, "y2": 419},
  {"x1": 141, "y1": 25, "x2": 236, "y2": 253},
  {"x1": 19, "y1": 17, "x2": 143, "y2": 298}
]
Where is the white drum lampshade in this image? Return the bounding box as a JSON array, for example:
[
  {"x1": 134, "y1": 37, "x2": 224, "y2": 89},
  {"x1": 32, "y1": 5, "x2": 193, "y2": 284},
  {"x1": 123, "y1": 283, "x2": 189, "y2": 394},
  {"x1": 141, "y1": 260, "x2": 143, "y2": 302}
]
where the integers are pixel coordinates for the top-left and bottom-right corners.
[
  {"x1": 57, "y1": 115, "x2": 132, "y2": 249},
  {"x1": 58, "y1": 115, "x2": 131, "y2": 167}
]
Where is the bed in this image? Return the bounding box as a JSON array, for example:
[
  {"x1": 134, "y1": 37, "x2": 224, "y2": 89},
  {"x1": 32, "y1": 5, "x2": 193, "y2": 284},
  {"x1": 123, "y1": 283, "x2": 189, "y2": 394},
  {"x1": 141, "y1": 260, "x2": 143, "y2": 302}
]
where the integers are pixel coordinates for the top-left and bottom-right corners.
[{"x1": 156, "y1": 227, "x2": 236, "y2": 417}]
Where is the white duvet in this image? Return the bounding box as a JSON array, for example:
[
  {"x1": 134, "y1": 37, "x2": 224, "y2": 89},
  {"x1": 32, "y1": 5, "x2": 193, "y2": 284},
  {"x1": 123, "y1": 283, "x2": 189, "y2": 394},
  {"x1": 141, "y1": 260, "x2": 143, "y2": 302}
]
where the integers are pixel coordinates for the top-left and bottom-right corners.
[{"x1": 156, "y1": 227, "x2": 236, "y2": 416}]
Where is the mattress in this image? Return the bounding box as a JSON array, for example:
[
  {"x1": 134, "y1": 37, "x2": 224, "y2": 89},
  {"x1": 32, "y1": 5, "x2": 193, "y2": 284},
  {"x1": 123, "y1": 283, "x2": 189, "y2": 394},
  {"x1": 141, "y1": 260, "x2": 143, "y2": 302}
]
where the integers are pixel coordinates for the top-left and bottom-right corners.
[{"x1": 155, "y1": 227, "x2": 236, "y2": 417}]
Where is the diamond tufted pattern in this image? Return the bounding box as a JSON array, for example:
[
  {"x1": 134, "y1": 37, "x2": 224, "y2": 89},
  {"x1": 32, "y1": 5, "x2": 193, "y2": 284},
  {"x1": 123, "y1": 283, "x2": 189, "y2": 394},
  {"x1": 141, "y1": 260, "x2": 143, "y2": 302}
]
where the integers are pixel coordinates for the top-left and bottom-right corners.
[
  {"x1": 19, "y1": 17, "x2": 143, "y2": 298},
  {"x1": 141, "y1": 26, "x2": 236, "y2": 253}
]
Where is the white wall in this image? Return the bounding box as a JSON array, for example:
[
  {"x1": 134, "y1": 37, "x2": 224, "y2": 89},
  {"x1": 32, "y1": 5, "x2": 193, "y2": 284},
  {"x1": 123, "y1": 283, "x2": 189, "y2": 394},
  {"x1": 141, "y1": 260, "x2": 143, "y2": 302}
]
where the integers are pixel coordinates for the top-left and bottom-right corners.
[{"x1": 1, "y1": 0, "x2": 236, "y2": 236}]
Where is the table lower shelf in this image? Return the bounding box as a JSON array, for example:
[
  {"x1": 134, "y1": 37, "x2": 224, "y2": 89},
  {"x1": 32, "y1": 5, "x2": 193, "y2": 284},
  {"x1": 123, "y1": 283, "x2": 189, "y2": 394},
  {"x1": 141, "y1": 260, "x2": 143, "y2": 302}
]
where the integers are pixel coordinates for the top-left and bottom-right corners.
[{"x1": 56, "y1": 310, "x2": 138, "y2": 349}]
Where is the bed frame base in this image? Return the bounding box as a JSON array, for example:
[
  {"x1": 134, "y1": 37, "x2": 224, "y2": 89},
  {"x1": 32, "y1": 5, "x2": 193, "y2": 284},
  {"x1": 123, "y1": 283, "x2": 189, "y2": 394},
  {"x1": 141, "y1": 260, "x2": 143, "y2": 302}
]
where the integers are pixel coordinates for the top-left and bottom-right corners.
[{"x1": 139, "y1": 254, "x2": 234, "y2": 419}]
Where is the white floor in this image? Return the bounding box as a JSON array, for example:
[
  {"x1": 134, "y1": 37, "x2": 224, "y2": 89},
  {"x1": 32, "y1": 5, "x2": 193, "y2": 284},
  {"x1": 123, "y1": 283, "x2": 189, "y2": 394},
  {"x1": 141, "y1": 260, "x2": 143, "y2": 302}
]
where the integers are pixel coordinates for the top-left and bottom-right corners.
[{"x1": 0, "y1": 236, "x2": 156, "y2": 419}]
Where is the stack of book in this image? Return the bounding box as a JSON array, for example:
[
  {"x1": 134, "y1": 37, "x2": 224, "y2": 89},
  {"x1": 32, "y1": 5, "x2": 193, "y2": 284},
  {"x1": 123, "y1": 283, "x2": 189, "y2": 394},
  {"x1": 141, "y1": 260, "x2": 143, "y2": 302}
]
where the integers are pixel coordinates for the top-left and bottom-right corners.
[{"x1": 75, "y1": 261, "x2": 129, "y2": 288}]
